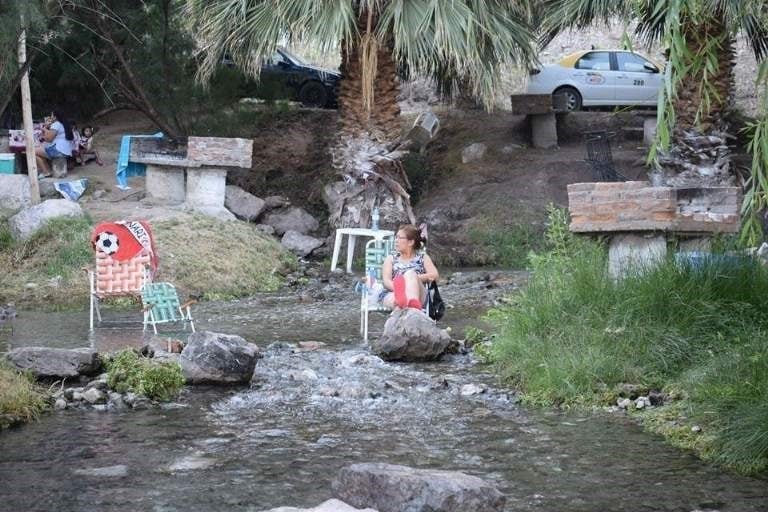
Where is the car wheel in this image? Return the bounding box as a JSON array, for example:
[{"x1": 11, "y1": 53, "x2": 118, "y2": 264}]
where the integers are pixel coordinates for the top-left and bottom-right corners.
[
  {"x1": 555, "y1": 86, "x2": 582, "y2": 111},
  {"x1": 299, "y1": 81, "x2": 329, "y2": 108}
]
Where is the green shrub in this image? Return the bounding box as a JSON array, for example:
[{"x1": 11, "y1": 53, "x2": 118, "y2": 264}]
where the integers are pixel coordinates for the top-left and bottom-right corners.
[
  {"x1": 0, "y1": 362, "x2": 49, "y2": 429},
  {"x1": 106, "y1": 349, "x2": 185, "y2": 402},
  {"x1": 487, "y1": 206, "x2": 768, "y2": 474}
]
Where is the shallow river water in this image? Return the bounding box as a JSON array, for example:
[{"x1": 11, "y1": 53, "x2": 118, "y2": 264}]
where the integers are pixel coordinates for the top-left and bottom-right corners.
[{"x1": 1, "y1": 274, "x2": 766, "y2": 512}]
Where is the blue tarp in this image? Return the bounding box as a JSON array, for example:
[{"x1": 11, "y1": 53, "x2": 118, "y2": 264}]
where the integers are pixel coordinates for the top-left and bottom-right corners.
[{"x1": 115, "y1": 132, "x2": 163, "y2": 190}]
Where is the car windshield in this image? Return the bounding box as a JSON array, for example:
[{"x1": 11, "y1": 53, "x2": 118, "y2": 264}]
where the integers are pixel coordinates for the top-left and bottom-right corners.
[{"x1": 279, "y1": 48, "x2": 308, "y2": 66}]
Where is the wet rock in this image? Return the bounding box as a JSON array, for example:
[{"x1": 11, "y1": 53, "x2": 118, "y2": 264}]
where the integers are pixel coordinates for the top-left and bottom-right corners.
[
  {"x1": 460, "y1": 384, "x2": 487, "y2": 396},
  {"x1": 371, "y1": 309, "x2": 451, "y2": 362},
  {"x1": 85, "y1": 378, "x2": 108, "y2": 392},
  {"x1": 225, "y1": 185, "x2": 266, "y2": 221},
  {"x1": 123, "y1": 392, "x2": 137, "y2": 406},
  {"x1": 54, "y1": 398, "x2": 67, "y2": 410},
  {"x1": 108, "y1": 392, "x2": 126, "y2": 410},
  {"x1": 461, "y1": 142, "x2": 487, "y2": 164},
  {"x1": 617, "y1": 398, "x2": 632, "y2": 410},
  {"x1": 131, "y1": 397, "x2": 152, "y2": 410},
  {"x1": 5, "y1": 347, "x2": 102, "y2": 379},
  {"x1": 181, "y1": 331, "x2": 261, "y2": 385},
  {"x1": 8, "y1": 199, "x2": 84, "y2": 240},
  {"x1": 281, "y1": 230, "x2": 324, "y2": 256},
  {"x1": 262, "y1": 206, "x2": 319, "y2": 235},
  {"x1": 332, "y1": 463, "x2": 506, "y2": 512},
  {"x1": 258, "y1": 498, "x2": 377, "y2": 512},
  {"x1": 83, "y1": 388, "x2": 106, "y2": 404},
  {"x1": 635, "y1": 396, "x2": 651, "y2": 409},
  {"x1": 73, "y1": 465, "x2": 128, "y2": 478}
]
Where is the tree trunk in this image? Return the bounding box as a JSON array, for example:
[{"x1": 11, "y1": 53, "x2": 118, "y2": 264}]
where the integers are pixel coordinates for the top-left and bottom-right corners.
[
  {"x1": 659, "y1": 16, "x2": 735, "y2": 187},
  {"x1": 325, "y1": 10, "x2": 412, "y2": 231}
]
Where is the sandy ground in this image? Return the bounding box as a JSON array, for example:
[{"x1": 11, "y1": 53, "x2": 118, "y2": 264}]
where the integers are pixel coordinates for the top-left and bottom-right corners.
[{"x1": 51, "y1": 109, "x2": 189, "y2": 223}]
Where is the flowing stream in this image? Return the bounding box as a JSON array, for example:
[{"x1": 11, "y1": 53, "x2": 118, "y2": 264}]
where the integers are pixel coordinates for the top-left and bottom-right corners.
[{"x1": 1, "y1": 271, "x2": 766, "y2": 512}]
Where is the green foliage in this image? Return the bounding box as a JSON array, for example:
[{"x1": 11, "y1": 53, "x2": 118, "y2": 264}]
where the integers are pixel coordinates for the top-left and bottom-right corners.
[
  {"x1": 0, "y1": 361, "x2": 49, "y2": 429},
  {"x1": 740, "y1": 61, "x2": 768, "y2": 246},
  {"x1": 0, "y1": 216, "x2": 91, "y2": 279},
  {"x1": 487, "y1": 207, "x2": 768, "y2": 474},
  {"x1": 468, "y1": 222, "x2": 544, "y2": 269},
  {"x1": 106, "y1": 349, "x2": 184, "y2": 402},
  {"x1": 183, "y1": 0, "x2": 537, "y2": 109}
]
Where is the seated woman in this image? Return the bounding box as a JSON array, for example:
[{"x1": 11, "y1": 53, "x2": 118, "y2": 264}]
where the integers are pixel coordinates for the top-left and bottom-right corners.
[
  {"x1": 34, "y1": 110, "x2": 74, "y2": 177},
  {"x1": 380, "y1": 224, "x2": 439, "y2": 310}
]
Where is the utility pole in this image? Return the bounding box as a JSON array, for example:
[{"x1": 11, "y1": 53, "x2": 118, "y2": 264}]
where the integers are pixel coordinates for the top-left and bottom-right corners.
[{"x1": 18, "y1": 14, "x2": 40, "y2": 205}]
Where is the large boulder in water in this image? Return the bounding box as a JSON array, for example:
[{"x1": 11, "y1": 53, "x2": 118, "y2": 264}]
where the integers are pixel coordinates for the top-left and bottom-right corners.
[
  {"x1": 180, "y1": 331, "x2": 261, "y2": 384},
  {"x1": 5, "y1": 347, "x2": 102, "y2": 379},
  {"x1": 332, "y1": 463, "x2": 506, "y2": 512},
  {"x1": 371, "y1": 309, "x2": 451, "y2": 361},
  {"x1": 258, "y1": 499, "x2": 377, "y2": 512}
]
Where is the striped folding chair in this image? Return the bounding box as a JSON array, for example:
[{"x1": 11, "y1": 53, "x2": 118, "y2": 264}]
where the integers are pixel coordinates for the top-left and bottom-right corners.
[
  {"x1": 361, "y1": 238, "x2": 395, "y2": 341},
  {"x1": 89, "y1": 250, "x2": 151, "y2": 329},
  {"x1": 141, "y1": 282, "x2": 195, "y2": 334}
]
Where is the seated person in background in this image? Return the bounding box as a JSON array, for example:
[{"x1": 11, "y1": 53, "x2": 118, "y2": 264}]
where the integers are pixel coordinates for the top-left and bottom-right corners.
[
  {"x1": 380, "y1": 224, "x2": 439, "y2": 311},
  {"x1": 34, "y1": 110, "x2": 74, "y2": 177},
  {"x1": 76, "y1": 126, "x2": 104, "y2": 166}
]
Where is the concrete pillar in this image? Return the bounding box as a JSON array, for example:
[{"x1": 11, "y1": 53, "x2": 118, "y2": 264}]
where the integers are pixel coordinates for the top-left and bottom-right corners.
[
  {"x1": 530, "y1": 113, "x2": 558, "y2": 149},
  {"x1": 678, "y1": 236, "x2": 712, "y2": 253},
  {"x1": 186, "y1": 167, "x2": 227, "y2": 208},
  {"x1": 145, "y1": 164, "x2": 185, "y2": 204},
  {"x1": 608, "y1": 233, "x2": 667, "y2": 280}
]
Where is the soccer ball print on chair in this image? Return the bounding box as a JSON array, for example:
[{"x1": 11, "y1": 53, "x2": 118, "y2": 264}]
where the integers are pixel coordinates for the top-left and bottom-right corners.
[{"x1": 89, "y1": 221, "x2": 158, "y2": 329}]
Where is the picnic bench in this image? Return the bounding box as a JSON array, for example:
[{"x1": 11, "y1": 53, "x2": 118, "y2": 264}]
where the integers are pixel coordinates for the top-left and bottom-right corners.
[{"x1": 509, "y1": 93, "x2": 568, "y2": 149}]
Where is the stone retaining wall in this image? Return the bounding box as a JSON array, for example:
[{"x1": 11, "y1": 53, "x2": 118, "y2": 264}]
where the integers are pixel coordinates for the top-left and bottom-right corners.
[{"x1": 568, "y1": 181, "x2": 740, "y2": 233}]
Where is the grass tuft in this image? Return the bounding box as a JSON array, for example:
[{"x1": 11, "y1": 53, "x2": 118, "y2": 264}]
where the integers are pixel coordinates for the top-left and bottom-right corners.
[
  {"x1": 0, "y1": 361, "x2": 50, "y2": 429},
  {"x1": 487, "y1": 206, "x2": 768, "y2": 474},
  {"x1": 106, "y1": 349, "x2": 185, "y2": 401}
]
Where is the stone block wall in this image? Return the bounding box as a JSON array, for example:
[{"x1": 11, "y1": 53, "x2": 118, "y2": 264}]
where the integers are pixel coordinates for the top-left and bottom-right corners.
[{"x1": 568, "y1": 181, "x2": 740, "y2": 233}]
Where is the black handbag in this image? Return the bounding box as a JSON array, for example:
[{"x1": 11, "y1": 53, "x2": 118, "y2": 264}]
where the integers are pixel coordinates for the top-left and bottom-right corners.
[{"x1": 427, "y1": 281, "x2": 445, "y2": 321}]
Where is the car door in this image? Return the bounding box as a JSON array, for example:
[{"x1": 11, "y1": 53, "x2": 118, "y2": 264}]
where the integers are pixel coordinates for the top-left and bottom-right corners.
[
  {"x1": 571, "y1": 51, "x2": 615, "y2": 104},
  {"x1": 257, "y1": 51, "x2": 296, "y2": 101},
  {"x1": 613, "y1": 52, "x2": 663, "y2": 105}
]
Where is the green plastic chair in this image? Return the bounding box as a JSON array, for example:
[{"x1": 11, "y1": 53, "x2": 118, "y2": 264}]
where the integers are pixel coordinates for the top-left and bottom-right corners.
[
  {"x1": 141, "y1": 282, "x2": 195, "y2": 334},
  {"x1": 361, "y1": 238, "x2": 395, "y2": 341}
]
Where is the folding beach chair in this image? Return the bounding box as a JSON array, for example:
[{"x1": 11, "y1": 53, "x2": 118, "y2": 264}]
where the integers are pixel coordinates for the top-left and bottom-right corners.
[
  {"x1": 88, "y1": 221, "x2": 194, "y2": 332},
  {"x1": 89, "y1": 240, "x2": 152, "y2": 330},
  {"x1": 361, "y1": 238, "x2": 395, "y2": 341},
  {"x1": 141, "y1": 282, "x2": 195, "y2": 334}
]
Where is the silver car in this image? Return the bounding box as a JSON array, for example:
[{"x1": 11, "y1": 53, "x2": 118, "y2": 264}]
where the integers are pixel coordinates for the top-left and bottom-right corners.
[{"x1": 527, "y1": 50, "x2": 664, "y2": 111}]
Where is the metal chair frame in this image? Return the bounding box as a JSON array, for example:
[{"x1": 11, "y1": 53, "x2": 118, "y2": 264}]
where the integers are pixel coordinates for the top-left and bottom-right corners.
[{"x1": 584, "y1": 130, "x2": 626, "y2": 182}]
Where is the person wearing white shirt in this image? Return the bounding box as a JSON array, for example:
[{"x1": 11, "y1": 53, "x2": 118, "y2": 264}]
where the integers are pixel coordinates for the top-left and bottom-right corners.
[{"x1": 35, "y1": 110, "x2": 74, "y2": 177}]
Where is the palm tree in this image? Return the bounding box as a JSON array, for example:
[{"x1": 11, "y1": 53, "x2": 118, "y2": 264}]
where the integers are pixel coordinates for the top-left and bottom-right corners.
[
  {"x1": 184, "y1": 0, "x2": 536, "y2": 229},
  {"x1": 538, "y1": 0, "x2": 768, "y2": 187}
]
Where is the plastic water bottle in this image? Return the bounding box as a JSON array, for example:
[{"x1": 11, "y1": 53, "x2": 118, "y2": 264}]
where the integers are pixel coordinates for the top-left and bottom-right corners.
[{"x1": 371, "y1": 208, "x2": 380, "y2": 230}]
